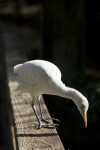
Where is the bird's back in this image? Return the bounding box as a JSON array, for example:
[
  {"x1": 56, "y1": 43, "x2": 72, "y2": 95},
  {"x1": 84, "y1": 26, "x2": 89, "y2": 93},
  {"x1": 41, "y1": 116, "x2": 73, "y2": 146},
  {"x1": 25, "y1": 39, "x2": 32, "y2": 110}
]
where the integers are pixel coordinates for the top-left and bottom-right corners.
[{"x1": 14, "y1": 60, "x2": 62, "y2": 93}]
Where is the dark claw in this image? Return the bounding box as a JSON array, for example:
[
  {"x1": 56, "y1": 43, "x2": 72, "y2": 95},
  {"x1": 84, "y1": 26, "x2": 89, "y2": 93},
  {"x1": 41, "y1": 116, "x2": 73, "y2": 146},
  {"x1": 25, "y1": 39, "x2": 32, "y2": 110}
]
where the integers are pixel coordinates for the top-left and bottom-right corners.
[
  {"x1": 43, "y1": 117, "x2": 60, "y2": 122},
  {"x1": 35, "y1": 123, "x2": 59, "y2": 129},
  {"x1": 40, "y1": 117, "x2": 49, "y2": 124},
  {"x1": 51, "y1": 118, "x2": 60, "y2": 122},
  {"x1": 40, "y1": 117, "x2": 60, "y2": 124}
]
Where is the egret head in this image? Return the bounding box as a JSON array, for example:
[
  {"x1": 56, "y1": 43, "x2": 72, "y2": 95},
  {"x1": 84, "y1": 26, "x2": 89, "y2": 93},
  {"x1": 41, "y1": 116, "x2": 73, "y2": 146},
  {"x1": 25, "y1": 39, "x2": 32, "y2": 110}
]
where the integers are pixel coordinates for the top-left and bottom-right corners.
[{"x1": 76, "y1": 96, "x2": 89, "y2": 128}]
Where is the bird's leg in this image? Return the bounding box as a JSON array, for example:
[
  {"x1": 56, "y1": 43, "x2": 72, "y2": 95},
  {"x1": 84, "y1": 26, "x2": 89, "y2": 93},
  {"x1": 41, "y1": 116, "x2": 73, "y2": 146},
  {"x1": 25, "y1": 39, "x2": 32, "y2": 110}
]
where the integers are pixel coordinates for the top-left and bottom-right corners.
[
  {"x1": 38, "y1": 96, "x2": 49, "y2": 123},
  {"x1": 38, "y1": 96, "x2": 60, "y2": 123},
  {"x1": 32, "y1": 97, "x2": 59, "y2": 129},
  {"x1": 32, "y1": 104, "x2": 42, "y2": 128}
]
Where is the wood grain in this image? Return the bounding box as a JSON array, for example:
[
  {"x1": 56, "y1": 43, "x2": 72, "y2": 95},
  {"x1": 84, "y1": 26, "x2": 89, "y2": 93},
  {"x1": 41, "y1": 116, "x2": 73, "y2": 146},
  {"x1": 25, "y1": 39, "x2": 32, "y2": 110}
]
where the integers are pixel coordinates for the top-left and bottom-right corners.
[{"x1": 3, "y1": 25, "x2": 65, "y2": 150}]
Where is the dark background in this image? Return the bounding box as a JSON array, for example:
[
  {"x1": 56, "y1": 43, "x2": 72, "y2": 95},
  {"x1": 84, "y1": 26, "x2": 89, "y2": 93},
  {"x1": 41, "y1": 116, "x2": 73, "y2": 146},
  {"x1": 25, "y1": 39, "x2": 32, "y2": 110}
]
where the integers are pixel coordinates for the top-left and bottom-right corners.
[{"x1": 0, "y1": 0, "x2": 100, "y2": 150}]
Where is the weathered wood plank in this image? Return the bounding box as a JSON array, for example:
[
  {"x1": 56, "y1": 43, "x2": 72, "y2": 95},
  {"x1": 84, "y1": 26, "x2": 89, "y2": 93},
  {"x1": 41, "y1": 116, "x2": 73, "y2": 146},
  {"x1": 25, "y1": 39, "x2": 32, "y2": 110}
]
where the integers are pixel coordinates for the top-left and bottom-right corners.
[{"x1": 2, "y1": 25, "x2": 65, "y2": 150}]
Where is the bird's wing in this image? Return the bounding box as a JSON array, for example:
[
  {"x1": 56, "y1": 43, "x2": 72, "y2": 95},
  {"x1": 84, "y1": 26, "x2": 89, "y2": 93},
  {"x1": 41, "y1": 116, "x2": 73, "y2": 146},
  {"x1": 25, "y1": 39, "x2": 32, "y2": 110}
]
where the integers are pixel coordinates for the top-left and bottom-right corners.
[
  {"x1": 14, "y1": 63, "x2": 48, "y2": 86},
  {"x1": 14, "y1": 60, "x2": 62, "y2": 87}
]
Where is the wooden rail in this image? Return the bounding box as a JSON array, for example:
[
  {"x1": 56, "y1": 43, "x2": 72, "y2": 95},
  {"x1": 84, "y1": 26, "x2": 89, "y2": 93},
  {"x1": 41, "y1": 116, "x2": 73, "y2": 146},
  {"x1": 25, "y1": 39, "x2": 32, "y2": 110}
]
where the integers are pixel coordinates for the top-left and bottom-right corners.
[{"x1": 1, "y1": 23, "x2": 65, "y2": 150}]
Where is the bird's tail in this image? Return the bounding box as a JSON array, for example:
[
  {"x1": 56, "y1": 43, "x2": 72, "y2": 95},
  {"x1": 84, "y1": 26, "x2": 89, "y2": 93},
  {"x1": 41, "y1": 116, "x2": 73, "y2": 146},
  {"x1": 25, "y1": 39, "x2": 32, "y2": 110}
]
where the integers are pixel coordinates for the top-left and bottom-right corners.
[{"x1": 14, "y1": 64, "x2": 23, "y2": 73}]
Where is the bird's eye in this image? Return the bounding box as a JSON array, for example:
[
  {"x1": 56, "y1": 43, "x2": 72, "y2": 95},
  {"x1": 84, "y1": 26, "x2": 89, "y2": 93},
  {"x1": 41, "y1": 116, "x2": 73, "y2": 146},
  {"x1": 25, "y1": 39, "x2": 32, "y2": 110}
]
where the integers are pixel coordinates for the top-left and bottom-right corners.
[{"x1": 81, "y1": 105, "x2": 85, "y2": 109}]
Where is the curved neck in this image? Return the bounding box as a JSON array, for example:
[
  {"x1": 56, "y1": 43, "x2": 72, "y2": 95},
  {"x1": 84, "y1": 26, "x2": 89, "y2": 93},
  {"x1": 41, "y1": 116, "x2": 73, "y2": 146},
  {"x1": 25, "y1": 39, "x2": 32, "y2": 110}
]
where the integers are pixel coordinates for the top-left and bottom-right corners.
[
  {"x1": 46, "y1": 81, "x2": 81, "y2": 104},
  {"x1": 54, "y1": 86, "x2": 79, "y2": 101}
]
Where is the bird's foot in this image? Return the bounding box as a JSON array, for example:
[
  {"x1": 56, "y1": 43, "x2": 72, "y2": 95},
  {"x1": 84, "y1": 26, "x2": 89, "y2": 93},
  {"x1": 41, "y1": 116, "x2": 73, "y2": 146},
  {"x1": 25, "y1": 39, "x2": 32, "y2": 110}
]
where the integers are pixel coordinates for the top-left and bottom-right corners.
[
  {"x1": 41, "y1": 117, "x2": 60, "y2": 123},
  {"x1": 35, "y1": 122, "x2": 59, "y2": 129},
  {"x1": 40, "y1": 117, "x2": 49, "y2": 124},
  {"x1": 40, "y1": 115, "x2": 60, "y2": 124},
  {"x1": 32, "y1": 103, "x2": 60, "y2": 129},
  {"x1": 49, "y1": 118, "x2": 60, "y2": 122}
]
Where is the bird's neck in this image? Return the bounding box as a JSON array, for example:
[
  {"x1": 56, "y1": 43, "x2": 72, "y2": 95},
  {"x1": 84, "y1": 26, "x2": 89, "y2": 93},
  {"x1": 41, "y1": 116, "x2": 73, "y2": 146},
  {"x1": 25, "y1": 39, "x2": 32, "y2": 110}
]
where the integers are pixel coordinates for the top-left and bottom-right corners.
[{"x1": 47, "y1": 81, "x2": 81, "y2": 104}]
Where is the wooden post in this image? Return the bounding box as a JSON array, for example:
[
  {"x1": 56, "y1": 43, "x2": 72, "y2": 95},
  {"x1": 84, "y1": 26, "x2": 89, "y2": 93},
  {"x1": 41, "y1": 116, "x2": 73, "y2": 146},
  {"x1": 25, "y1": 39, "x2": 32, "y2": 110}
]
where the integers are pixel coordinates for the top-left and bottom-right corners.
[{"x1": 42, "y1": 0, "x2": 85, "y2": 83}]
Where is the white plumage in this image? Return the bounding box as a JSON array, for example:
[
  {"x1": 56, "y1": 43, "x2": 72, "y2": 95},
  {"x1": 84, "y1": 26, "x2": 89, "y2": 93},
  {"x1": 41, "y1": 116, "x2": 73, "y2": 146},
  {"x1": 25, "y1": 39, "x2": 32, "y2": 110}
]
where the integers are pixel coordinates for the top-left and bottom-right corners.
[{"x1": 14, "y1": 60, "x2": 89, "y2": 129}]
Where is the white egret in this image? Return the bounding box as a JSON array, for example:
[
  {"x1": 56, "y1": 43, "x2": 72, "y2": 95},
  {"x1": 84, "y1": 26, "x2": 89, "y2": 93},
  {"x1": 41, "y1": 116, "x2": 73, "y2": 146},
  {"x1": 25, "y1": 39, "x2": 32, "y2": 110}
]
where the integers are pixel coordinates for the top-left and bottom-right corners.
[{"x1": 14, "y1": 60, "x2": 89, "y2": 129}]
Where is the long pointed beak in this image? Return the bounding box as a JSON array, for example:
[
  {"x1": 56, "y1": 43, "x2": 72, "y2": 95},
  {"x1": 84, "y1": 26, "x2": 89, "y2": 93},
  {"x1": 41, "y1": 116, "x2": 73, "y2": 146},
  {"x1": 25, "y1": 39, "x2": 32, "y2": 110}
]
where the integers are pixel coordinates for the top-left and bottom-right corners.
[{"x1": 83, "y1": 113, "x2": 87, "y2": 128}]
